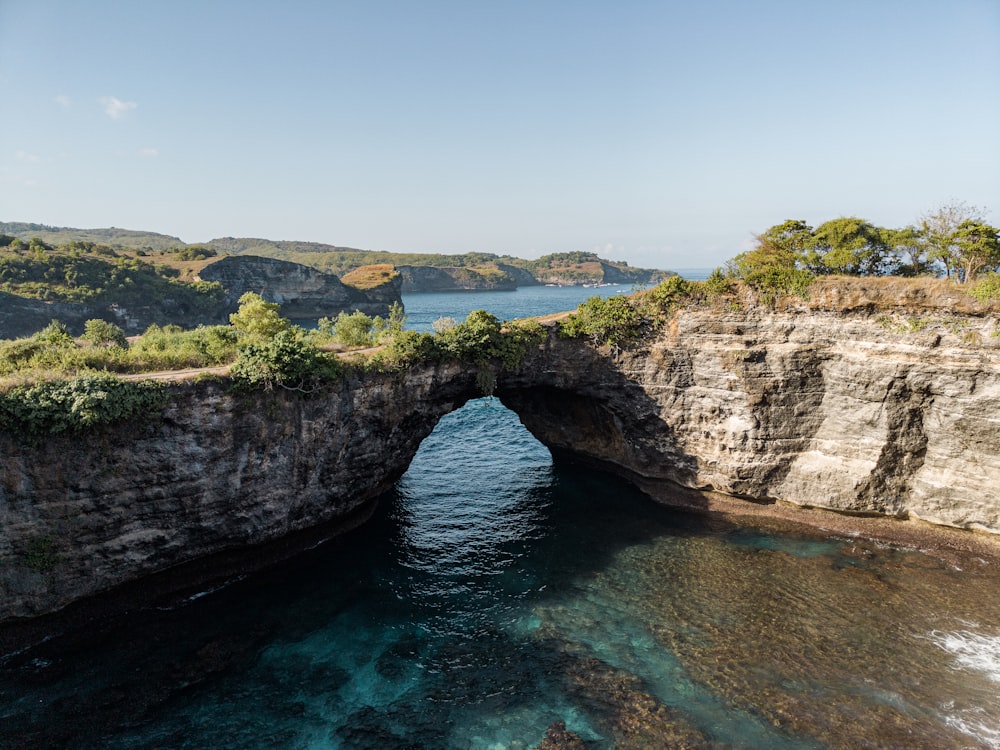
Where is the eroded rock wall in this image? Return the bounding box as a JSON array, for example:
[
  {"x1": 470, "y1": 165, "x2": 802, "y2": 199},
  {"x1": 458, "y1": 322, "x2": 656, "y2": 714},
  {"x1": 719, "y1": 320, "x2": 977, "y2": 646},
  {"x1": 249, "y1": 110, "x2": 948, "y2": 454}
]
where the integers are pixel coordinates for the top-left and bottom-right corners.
[
  {"x1": 0, "y1": 364, "x2": 478, "y2": 621},
  {"x1": 199, "y1": 255, "x2": 401, "y2": 318},
  {"x1": 500, "y1": 306, "x2": 1000, "y2": 533},
  {"x1": 3, "y1": 300, "x2": 1000, "y2": 625}
]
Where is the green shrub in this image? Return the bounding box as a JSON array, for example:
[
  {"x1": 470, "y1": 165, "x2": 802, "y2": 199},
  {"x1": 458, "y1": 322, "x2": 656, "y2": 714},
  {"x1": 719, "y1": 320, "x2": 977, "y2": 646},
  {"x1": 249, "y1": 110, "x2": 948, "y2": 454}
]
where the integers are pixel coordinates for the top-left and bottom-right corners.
[
  {"x1": 83, "y1": 318, "x2": 128, "y2": 348},
  {"x1": 34, "y1": 319, "x2": 74, "y2": 345},
  {"x1": 436, "y1": 310, "x2": 505, "y2": 362},
  {"x1": 970, "y1": 273, "x2": 1000, "y2": 303},
  {"x1": 640, "y1": 275, "x2": 693, "y2": 316},
  {"x1": 230, "y1": 329, "x2": 341, "y2": 391},
  {"x1": 332, "y1": 310, "x2": 375, "y2": 347},
  {"x1": 126, "y1": 324, "x2": 237, "y2": 369},
  {"x1": 702, "y1": 267, "x2": 734, "y2": 298},
  {"x1": 739, "y1": 265, "x2": 814, "y2": 305},
  {"x1": 373, "y1": 302, "x2": 406, "y2": 343},
  {"x1": 558, "y1": 295, "x2": 642, "y2": 348},
  {"x1": 371, "y1": 330, "x2": 440, "y2": 371},
  {"x1": 173, "y1": 246, "x2": 217, "y2": 261},
  {"x1": 0, "y1": 374, "x2": 167, "y2": 436}
]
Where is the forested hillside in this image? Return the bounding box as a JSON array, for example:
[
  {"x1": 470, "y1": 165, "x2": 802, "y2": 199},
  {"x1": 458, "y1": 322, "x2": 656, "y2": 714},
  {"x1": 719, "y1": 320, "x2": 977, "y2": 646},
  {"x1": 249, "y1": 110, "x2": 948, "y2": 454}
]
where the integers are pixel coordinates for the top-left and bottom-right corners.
[
  {"x1": 0, "y1": 236, "x2": 223, "y2": 307},
  {"x1": 0, "y1": 222, "x2": 185, "y2": 251},
  {"x1": 205, "y1": 238, "x2": 667, "y2": 286}
]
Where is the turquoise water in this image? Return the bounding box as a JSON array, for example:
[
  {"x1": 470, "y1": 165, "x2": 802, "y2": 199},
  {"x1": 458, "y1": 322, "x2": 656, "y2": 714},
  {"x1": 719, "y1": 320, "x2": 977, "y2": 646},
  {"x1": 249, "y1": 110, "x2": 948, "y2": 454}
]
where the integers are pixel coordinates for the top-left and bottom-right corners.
[{"x1": 2, "y1": 289, "x2": 1000, "y2": 749}]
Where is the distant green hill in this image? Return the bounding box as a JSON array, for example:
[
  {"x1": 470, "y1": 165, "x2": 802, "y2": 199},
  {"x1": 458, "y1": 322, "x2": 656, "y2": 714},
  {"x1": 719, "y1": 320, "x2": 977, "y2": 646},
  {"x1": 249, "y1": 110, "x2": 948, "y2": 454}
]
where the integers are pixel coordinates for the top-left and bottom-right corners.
[
  {"x1": 0, "y1": 222, "x2": 672, "y2": 288},
  {"x1": 0, "y1": 222, "x2": 184, "y2": 251},
  {"x1": 206, "y1": 238, "x2": 669, "y2": 287}
]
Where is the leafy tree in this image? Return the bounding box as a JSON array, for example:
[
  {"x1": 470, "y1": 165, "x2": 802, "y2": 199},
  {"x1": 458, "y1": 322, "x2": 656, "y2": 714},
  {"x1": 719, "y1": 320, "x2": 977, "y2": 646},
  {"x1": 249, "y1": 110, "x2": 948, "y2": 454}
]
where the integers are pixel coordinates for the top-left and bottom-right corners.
[
  {"x1": 228, "y1": 292, "x2": 290, "y2": 340},
  {"x1": 82, "y1": 319, "x2": 127, "y2": 348},
  {"x1": 952, "y1": 220, "x2": 1000, "y2": 283},
  {"x1": 918, "y1": 201, "x2": 986, "y2": 279},
  {"x1": 808, "y1": 217, "x2": 889, "y2": 276},
  {"x1": 231, "y1": 328, "x2": 340, "y2": 391},
  {"x1": 758, "y1": 220, "x2": 814, "y2": 260},
  {"x1": 882, "y1": 226, "x2": 926, "y2": 276},
  {"x1": 332, "y1": 310, "x2": 375, "y2": 347}
]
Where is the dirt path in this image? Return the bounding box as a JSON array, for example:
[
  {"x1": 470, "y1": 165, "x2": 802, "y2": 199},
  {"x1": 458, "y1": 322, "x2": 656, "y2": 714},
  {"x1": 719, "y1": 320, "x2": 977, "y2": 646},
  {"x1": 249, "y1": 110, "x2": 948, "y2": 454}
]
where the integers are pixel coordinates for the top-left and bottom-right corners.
[
  {"x1": 120, "y1": 345, "x2": 386, "y2": 382},
  {"x1": 122, "y1": 365, "x2": 231, "y2": 382}
]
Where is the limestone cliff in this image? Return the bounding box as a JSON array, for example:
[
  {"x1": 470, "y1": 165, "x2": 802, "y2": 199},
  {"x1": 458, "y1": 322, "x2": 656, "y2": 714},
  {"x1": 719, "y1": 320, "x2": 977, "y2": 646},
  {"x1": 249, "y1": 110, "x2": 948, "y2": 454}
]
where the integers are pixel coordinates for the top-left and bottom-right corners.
[
  {"x1": 199, "y1": 255, "x2": 401, "y2": 318},
  {"x1": 2, "y1": 296, "x2": 1000, "y2": 626},
  {"x1": 397, "y1": 265, "x2": 517, "y2": 292},
  {"x1": 0, "y1": 365, "x2": 479, "y2": 622},
  {"x1": 500, "y1": 300, "x2": 1000, "y2": 534}
]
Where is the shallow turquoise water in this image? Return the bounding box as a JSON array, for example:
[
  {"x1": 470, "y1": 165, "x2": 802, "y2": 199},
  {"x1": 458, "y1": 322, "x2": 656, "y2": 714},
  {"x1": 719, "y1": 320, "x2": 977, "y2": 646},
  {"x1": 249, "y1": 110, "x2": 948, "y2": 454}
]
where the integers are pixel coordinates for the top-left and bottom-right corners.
[{"x1": 3, "y1": 289, "x2": 1000, "y2": 748}]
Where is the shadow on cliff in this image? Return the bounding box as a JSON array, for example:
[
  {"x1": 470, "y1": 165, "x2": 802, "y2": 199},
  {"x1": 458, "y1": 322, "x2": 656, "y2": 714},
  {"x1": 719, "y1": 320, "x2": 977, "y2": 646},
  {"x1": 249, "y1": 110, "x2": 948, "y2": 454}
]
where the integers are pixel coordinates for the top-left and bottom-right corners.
[{"x1": 496, "y1": 335, "x2": 709, "y2": 513}]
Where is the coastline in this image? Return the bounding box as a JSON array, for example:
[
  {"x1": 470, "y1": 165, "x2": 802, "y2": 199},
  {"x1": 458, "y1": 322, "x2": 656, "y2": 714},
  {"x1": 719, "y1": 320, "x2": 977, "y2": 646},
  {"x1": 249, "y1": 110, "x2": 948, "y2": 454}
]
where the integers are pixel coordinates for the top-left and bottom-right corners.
[{"x1": 638, "y1": 479, "x2": 1000, "y2": 566}]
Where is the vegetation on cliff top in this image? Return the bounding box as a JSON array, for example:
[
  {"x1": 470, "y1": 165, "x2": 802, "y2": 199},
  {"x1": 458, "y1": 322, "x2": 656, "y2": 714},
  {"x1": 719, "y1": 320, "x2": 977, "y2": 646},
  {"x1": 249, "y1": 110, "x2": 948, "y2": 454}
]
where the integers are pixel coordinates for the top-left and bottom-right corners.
[
  {"x1": 0, "y1": 235, "x2": 225, "y2": 306},
  {"x1": 722, "y1": 203, "x2": 1000, "y2": 303},
  {"x1": 558, "y1": 202, "x2": 1000, "y2": 349},
  {"x1": 0, "y1": 290, "x2": 550, "y2": 434},
  {"x1": 0, "y1": 374, "x2": 166, "y2": 437},
  {"x1": 203, "y1": 239, "x2": 666, "y2": 286},
  {"x1": 0, "y1": 319, "x2": 239, "y2": 383}
]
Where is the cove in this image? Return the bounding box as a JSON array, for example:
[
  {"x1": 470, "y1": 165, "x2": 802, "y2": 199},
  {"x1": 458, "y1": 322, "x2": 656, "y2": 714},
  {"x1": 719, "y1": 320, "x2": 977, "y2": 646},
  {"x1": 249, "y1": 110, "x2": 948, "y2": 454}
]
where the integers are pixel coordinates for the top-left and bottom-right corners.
[{"x1": 3, "y1": 398, "x2": 1000, "y2": 749}]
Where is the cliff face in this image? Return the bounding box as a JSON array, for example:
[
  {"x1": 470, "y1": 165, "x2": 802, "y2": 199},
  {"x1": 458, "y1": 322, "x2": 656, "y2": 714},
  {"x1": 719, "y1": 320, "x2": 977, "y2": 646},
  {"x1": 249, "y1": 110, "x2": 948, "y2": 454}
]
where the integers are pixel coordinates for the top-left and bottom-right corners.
[
  {"x1": 500, "y1": 304, "x2": 1000, "y2": 533},
  {"x1": 0, "y1": 292, "x2": 101, "y2": 339},
  {"x1": 199, "y1": 255, "x2": 401, "y2": 318},
  {"x1": 3, "y1": 301, "x2": 999, "y2": 625},
  {"x1": 0, "y1": 256, "x2": 402, "y2": 339},
  {"x1": 397, "y1": 265, "x2": 517, "y2": 293},
  {"x1": 0, "y1": 365, "x2": 479, "y2": 622}
]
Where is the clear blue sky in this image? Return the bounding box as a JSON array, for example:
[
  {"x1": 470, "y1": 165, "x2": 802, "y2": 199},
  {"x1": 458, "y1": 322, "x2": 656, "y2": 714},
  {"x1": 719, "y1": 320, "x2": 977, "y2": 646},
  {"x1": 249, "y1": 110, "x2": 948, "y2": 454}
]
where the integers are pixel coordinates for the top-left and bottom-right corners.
[{"x1": 1, "y1": 1, "x2": 998, "y2": 270}]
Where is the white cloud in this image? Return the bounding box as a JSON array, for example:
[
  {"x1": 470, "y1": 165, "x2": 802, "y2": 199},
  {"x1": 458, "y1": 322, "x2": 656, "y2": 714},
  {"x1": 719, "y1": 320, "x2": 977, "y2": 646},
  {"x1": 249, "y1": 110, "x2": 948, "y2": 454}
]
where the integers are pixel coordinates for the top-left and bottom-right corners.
[
  {"x1": 15, "y1": 149, "x2": 40, "y2": 162},
  {"x1": 139, "y1": 147, "x2": 159, "y2": 158},
  {"x1": 100, "y1": 96, "x2": 137, "y2": 120},
  {"x1": 54, "y1": 94, "x2": 71, "y2": 108}
]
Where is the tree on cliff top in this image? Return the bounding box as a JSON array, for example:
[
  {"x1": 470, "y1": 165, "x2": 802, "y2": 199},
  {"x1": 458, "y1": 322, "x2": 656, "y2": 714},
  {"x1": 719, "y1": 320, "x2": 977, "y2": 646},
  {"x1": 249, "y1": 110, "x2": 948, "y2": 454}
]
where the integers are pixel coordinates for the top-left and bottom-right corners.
[
  {"x1": 726, "y1": 226, "x2": 814, "y2": 302},
  {"x1": 228, "y1": 292, "x2": 290, "y2": 340},
  {"x1": 807, "y1": 217, "x2": 890, "y2": 276},
  {"x1": 922, "y1": 203, "x2": 1000, "y2": 284}
]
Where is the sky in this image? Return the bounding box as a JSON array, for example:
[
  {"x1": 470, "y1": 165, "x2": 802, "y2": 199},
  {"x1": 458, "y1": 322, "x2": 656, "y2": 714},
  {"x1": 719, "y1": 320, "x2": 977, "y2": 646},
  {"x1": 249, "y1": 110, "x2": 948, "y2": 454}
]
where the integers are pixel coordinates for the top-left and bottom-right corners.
[{"x1": 1, "y1": 1, "x2": 998, "y2": 270}]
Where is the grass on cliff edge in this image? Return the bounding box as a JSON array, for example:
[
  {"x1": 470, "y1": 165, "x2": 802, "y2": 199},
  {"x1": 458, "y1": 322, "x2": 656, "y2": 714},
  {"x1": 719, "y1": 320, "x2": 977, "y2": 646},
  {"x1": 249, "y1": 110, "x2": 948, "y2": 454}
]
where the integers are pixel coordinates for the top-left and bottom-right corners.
[{"x1": 556, "y1": 274, "x2": 1000, "y2": 349}]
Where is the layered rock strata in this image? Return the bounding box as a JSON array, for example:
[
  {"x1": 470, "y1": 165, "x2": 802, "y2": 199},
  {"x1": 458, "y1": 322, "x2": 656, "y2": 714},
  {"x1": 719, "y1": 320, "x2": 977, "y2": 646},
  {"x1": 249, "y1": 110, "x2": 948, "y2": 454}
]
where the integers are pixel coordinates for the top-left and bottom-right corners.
[
  {"x1": 2, "y1": 300, "x2": 999, "y2": 625},
  {"x1": 199, "y1": 255, "x2": 401, "y2": 318},
  {"x1": 500, "y1": 304, "x2": 1000, "y2": 533},
  {"x1": 0, "y1": 365, "x2": 479, "y2": 622}
]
